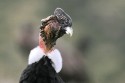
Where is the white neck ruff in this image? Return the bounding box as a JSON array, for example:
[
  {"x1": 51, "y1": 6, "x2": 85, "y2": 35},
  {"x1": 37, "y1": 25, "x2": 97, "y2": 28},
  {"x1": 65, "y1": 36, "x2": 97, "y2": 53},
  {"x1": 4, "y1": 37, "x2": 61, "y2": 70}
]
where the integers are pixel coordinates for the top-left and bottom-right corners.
[{"x1": 28, "y1": 46, "x2": 62, "y2": 73}]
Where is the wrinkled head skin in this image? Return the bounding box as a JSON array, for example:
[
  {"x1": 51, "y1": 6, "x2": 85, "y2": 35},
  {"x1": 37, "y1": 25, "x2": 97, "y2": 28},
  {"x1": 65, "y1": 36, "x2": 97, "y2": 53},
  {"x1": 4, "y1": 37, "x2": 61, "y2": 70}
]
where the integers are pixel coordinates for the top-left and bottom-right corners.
[{"x1": 40, "y1": 8, "x2": 73, "y2": 50}]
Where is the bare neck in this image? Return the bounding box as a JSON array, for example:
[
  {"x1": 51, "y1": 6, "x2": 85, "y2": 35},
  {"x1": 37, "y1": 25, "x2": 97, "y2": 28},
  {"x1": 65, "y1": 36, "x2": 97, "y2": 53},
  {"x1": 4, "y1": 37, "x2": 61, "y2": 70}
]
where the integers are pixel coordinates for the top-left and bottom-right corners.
[{"x1": 39, "y1": 36, "x2": 53, "y2": 54}]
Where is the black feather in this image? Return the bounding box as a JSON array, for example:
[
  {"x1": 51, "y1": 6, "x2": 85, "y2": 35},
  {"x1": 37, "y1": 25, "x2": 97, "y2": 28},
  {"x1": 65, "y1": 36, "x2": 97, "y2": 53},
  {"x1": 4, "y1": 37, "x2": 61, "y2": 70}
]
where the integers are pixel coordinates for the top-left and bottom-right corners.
[{"x1": 19, "y1": 56, "x2": 65, "y2": 83}]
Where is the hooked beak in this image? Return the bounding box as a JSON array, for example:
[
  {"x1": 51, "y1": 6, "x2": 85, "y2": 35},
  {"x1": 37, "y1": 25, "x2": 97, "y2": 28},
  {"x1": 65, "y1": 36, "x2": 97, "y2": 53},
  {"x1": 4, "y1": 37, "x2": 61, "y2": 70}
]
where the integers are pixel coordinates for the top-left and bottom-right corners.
[{"x1": 65, "y1": 27, "x2": 73, "y2": 37}]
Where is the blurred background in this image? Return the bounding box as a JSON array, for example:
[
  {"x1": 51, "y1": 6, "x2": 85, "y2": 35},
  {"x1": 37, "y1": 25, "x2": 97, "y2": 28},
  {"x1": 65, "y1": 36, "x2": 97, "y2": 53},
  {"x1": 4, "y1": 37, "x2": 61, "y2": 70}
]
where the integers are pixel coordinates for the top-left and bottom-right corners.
[{"x1": 0, "y1": 0, "x2": 125, "y2": 83}]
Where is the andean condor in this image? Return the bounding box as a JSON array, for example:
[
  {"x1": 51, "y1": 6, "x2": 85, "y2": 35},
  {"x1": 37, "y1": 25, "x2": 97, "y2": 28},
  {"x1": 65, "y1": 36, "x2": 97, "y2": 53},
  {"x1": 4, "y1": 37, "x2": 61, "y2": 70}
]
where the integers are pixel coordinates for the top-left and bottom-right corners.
[{"x1": 19, "y1": 8, "x2": 73, "y2": 83}]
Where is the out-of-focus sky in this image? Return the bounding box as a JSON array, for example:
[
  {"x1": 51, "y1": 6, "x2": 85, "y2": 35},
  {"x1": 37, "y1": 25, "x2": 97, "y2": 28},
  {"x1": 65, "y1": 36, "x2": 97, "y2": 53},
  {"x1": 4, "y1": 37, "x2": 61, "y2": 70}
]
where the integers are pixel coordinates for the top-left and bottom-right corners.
[{"x1": 0, "y1": 0, "x2": 125, "y2": 83}]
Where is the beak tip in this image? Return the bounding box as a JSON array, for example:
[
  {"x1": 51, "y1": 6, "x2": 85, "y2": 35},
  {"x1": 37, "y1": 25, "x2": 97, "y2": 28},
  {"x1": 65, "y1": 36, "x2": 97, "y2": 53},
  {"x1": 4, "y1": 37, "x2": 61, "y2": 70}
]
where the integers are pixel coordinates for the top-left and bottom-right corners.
[{"x1": 65, "y1": 27, "x2": 73, "y2": 37}]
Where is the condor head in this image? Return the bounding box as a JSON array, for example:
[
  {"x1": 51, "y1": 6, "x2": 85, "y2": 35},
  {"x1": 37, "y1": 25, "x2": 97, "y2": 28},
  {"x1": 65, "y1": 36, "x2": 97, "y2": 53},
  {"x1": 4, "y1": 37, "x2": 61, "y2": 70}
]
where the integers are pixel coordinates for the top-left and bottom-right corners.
[{"x1": 40, "y1": 8, "x2": 73, "y2": 49}]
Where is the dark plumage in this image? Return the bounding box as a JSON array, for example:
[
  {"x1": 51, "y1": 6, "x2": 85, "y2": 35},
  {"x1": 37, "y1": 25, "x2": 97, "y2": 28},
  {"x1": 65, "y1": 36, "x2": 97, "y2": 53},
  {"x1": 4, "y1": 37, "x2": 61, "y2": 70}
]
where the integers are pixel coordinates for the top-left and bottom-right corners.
[{"x1": 20, "y1": 56, "x2": 64, "y2": 83}]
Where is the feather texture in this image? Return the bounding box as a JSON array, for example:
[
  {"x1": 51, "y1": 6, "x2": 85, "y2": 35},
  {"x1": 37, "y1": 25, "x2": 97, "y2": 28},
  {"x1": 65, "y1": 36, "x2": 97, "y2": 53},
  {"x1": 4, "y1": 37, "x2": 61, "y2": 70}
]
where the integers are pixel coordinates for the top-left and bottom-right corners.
[
  {"x1": 28, "y1": 46, "x2": 62, "y2": 73},
  {"x1": 20, "y1": 56, "x2": 64, "y2": 83}
]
